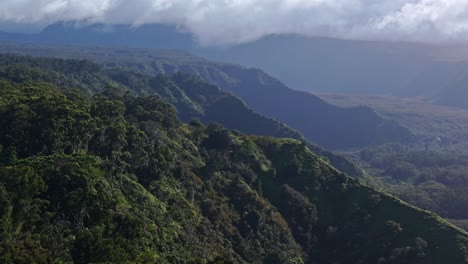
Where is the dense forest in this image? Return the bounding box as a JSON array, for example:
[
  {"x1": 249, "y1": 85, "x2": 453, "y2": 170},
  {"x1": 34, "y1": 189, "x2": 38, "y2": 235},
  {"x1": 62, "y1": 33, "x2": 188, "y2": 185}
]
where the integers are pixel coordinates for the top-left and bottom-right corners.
[
  {"x1": 0, "y1": 55, "x2": 467, "y2": 263},
  {"x1": 0, "y1": 53, "x2": 364, "y2": 179},
  {"x1": 359, "y1": 144, "x2": 468, "y2": 226}
]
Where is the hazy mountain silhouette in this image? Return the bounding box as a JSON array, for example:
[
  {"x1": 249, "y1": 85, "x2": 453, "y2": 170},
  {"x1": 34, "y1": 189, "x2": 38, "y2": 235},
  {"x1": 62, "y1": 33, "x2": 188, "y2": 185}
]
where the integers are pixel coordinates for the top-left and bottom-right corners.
[{"x1": 3, "y1": 22, "x2": 468, "y2": 104}]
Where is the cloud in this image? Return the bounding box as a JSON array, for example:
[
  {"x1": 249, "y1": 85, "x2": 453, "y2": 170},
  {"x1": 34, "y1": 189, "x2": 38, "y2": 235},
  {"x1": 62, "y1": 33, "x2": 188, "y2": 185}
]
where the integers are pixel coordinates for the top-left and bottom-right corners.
[{"x1": 1, "y1": 0, "x2": 468, "y2": 45}]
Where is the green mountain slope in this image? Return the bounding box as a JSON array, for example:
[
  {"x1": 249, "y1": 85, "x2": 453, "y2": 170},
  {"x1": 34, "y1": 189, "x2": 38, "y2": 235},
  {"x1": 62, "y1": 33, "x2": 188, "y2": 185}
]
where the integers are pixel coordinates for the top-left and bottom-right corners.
[
  {"x1": 0, "y1": 42, "x2": 414, "y2": 149},
  {"x1": 0, "y1": 53, "x2": 364, "y2": 178},
  {"x1": 105, "y1": 68, "x2": 302, "y2": 139},
  {"x1": 0, "y1": 77, "x2": 467, "y2": 263}
]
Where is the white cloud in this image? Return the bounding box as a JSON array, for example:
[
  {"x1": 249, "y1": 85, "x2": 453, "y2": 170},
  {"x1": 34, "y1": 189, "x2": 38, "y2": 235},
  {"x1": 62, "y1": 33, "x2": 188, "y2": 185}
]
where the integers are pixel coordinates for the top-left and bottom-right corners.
[{"x1": 1, "y1": 0, "x2": 468, "y2": 45}]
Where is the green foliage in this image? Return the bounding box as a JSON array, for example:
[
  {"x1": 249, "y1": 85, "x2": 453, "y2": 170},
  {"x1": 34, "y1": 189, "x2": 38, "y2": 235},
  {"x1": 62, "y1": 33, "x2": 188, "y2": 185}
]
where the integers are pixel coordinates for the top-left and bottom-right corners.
[
  {"x1": 0, "y1": 51, "x2": 365, "y2": 178},
  {"x1": 360, "y1": 144, "x2": 468, "y2": 220},
  {"x1": 0, "y1": 55, "x2": 466, "y2": 264}
]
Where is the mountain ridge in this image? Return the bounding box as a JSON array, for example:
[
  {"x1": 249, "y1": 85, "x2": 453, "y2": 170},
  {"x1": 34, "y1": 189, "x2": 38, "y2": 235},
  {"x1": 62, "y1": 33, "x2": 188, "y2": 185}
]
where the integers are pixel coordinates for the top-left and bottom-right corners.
[
  {"x1": 0, "y1": 53, "x2": 366, "y2": 178},
  {"x1": 3, "y1": 23, "x2": 468, "y2": 109},
  {"x1": 0, "y1": 42, "x2": 415, "y2": 150},
  {"x1": 0, "y1": 71, "x2": 467, "y2": 263}
]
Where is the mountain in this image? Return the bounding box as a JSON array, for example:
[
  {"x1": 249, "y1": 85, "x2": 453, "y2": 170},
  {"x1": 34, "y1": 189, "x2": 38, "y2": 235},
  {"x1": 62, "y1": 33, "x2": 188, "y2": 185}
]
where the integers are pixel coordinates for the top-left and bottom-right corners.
[
  {"x1": 4, "y1": 23, "x2": 468, "y2": 109},
  {"x1": 0, "y1": 53, "x2": 300, "y2": 139},
  {"x1": 197, "y1": 34, "x2": 468, "y2": 109},
  {"x1": 105, "y1": 69, "x2": 307, "y2": 141},
  {"x1": 41, "y1": 22, "x2": 196, "y2": 50},
  {"x1": 0, "y1": 53, "x2": 365, "y2": 178},
  {"x1": 0, "y1": 23, "x2": 446, "y2": 95},
  {"x1": 0, "y1": 22, "x2": 195, "y2": 50},
  {"x1": 0, "y1": 42, "x2": 414, "y2": 150},
  {"x1": 0, "y1": 62, "x2": 467, "y2": 263},
  {"x1": 197, "y1": 35, "x2": 438, "y2": 95}
]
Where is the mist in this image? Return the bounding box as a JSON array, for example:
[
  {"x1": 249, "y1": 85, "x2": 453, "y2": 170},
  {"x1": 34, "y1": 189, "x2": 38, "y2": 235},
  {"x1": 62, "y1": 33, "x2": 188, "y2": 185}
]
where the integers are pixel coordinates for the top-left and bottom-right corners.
[{"x1": 1, "y1": 0, "x2": 468, "y2": 45}]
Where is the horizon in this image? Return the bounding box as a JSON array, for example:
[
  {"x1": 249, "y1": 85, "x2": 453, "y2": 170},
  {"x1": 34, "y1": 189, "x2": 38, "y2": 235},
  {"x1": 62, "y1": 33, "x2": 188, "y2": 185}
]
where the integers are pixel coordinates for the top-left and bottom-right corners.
[
  {"x1": 2, "y1": 21, "x2": 468, "y2": 49},
  {"x1": 2, "y1": 0, "x2": 468, "y2": 46}
]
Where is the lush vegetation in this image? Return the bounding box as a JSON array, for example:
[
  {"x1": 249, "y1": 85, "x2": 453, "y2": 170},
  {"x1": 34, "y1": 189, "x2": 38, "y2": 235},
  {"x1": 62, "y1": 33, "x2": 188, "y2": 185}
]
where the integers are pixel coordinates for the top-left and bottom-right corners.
[
  {"x1": 359, "y1": 144, "x2": 468, "y2": 222},
  {"x1": 320, "y1": 94, "x2": 468, "y2": 230},
  {"x1": 0, "y1": 53, "x2": 365, "y2": 179},
  {"x1": 320, "y1": 93, "x2": 468, "y2": 231},
  {"x1": 0, "y1": 57, "x2": 467, "y2": 263}
]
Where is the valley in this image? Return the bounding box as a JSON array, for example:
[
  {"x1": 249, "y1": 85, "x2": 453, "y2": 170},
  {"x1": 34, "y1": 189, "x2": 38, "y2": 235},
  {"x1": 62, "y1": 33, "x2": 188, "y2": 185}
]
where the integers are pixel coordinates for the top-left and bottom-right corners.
[
  {"x1": 319, "y1": 93, "x2": 468, "y2": 231},
  {"x1": 319, "y1": 93, "x2": 468, "y2": 149}
]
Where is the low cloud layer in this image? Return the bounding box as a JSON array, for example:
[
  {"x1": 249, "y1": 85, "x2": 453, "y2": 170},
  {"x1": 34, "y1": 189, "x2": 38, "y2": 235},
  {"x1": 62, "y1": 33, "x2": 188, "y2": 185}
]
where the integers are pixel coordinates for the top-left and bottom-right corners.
[{"x1": 1, "y1": 0, "x2": 468, "y2": 45}]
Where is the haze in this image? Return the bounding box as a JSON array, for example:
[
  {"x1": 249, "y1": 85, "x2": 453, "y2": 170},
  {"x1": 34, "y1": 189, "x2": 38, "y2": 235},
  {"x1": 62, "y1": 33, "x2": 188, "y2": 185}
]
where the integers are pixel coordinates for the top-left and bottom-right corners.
[{"x1": 2, "y1": 0, "x2": 468, "y2": 45}]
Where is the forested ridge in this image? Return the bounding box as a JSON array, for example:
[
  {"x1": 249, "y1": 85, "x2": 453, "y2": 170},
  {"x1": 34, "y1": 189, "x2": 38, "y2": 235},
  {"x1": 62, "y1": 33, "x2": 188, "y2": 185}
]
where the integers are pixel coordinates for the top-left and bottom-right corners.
[
  {"x1": 0, "y1": 53, "x2": 365, "y2": 179},
  {"x1": 0, "y1": 55, "x2": 467, "y2": 263}
]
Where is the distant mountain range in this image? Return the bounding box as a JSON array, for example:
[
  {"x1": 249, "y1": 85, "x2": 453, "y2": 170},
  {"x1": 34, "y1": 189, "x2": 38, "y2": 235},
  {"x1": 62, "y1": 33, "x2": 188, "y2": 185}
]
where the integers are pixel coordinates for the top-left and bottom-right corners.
[
  {"x1": 2, "y1": 22, "x2": 468, "y2": 109},
  {"x1": 0, "y1": 23, "x2": 195, "y2": 50}
]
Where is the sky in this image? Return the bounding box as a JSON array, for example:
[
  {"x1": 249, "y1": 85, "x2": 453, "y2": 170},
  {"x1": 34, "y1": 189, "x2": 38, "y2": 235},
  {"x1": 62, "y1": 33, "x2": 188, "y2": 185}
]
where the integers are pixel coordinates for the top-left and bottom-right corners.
[{"x1": 1, "y1": 0, "x2": 468, "y2": 45}]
